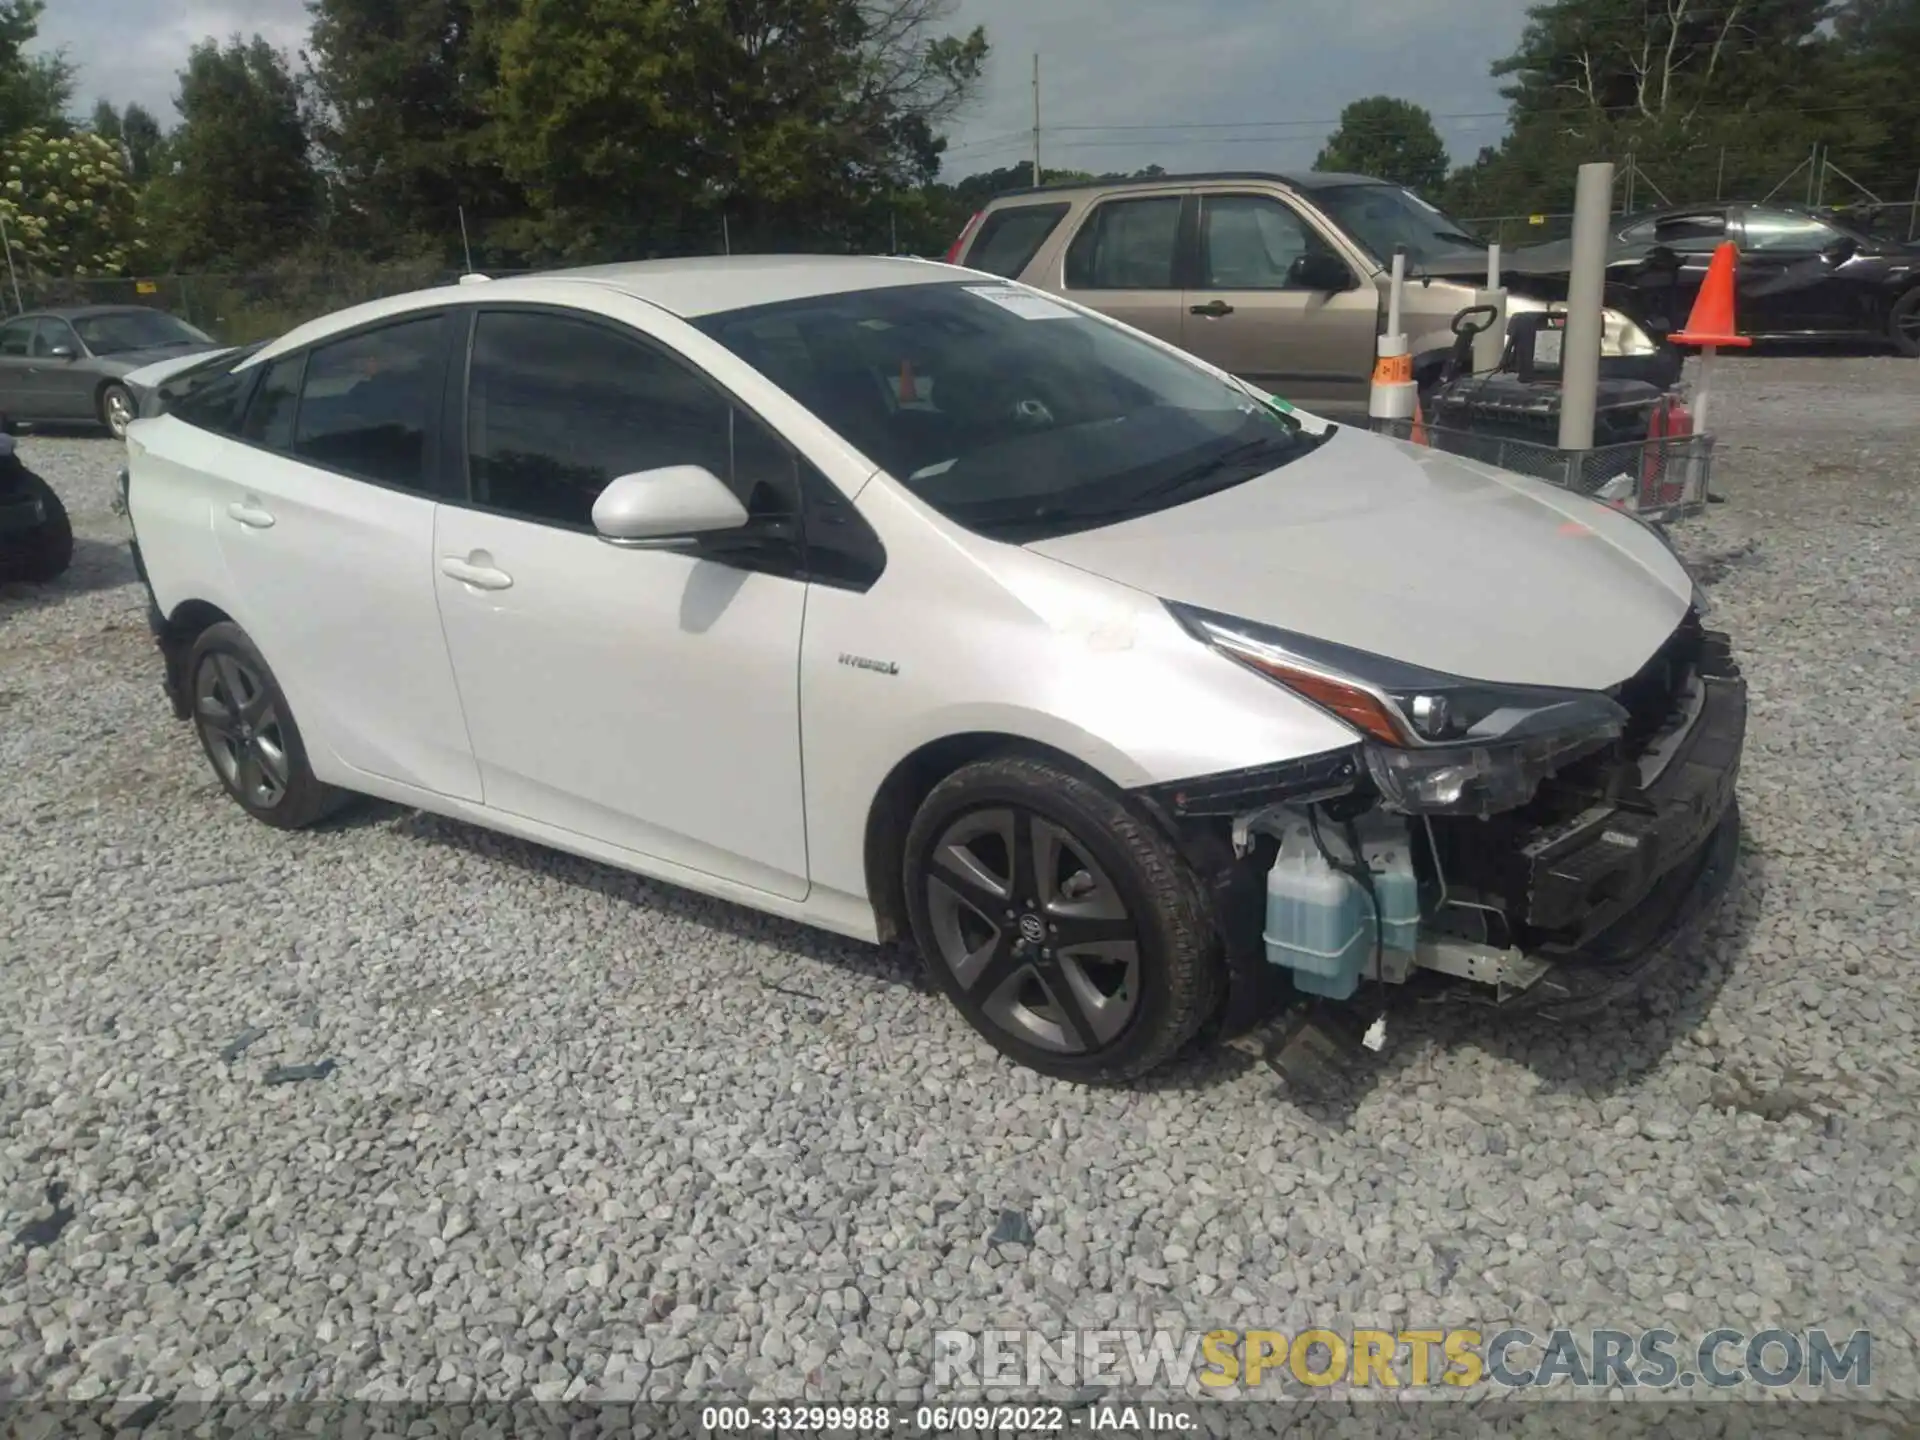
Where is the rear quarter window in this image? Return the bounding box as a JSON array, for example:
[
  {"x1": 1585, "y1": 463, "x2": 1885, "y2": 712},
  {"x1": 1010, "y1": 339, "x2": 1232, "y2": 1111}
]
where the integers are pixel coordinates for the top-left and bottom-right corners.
[
  {"x1": 166, "y1": 359, "x2": 259, "y2": 435},
  {"x1": 963, "y1": 203, "x2": 1070, "y2": 278}
]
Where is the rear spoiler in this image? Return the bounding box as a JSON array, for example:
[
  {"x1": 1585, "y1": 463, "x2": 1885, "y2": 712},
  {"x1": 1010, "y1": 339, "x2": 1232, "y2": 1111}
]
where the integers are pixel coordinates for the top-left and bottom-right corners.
[{"x1": 122, "y1": 346, "x2": 240, "y2": 394}]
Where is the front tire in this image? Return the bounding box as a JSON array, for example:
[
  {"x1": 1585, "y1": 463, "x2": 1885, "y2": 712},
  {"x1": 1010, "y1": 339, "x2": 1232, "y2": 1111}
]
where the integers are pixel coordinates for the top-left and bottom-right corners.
[
  {"x1": 902, "y1": 753, "x2": 1222, "y2": 1082},
  {"x1": 99, "y1": 382, "x2": 136, "y2": 440},
  {"x1": 1890, "y1": 288, "x2": 1920, "y2": 359},
  {"x1": 186, "y1": 622, "x2": 347, "y2": 829}
]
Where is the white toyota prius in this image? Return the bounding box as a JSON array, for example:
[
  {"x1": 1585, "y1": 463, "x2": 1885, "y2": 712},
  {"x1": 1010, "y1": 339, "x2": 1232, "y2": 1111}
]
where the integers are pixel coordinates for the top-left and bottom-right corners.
[{"x1": 122, "y1": 256, "x2": 1745, "y2": 1081}]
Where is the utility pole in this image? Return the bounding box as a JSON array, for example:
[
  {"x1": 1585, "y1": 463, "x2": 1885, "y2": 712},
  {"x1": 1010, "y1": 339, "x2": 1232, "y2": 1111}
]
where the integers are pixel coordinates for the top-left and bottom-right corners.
[
  {"x1": 0, "y1": 213, "x2": 21, "y2": 314},
  {"x1": 1031, "y1": 53, "x2": 1043, "y2": 188},
  {"x1": 1715, "y1": 147, "x2": 1726, "y2": 201},
  {"x1": 1806, "y1": 143, "x2": 1820, "y2": 207}
]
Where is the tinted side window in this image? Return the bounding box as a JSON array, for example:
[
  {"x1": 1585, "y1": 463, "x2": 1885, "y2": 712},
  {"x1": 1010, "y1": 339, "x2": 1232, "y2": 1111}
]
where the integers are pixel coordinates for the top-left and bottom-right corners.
[
  {"x1": 965, "y1": 204, "x2": 1070, "y2": 279},
  {"x1": 293, "y1": 315, "x2": 446, "y2": 491},
  {"x1": 0, "y1": 320, "x2": 31, "y2": 356},
  {"x1": 241, "y1": 354, "x2": 304, "y2": 449},
  {"x1": 1064, "y1": 197, "x2": 1184, "y2": 290},
  {"x1": 30, "y1": 320, "x2": 76, "y2": 357},
  {"x1": 1639, "y1": 213, "x2": 1729, "y2": 253},
  {"x1": 1742, "y1": 210, "x2": 1838, "y2": 253},
  {"x1": 171, "y1": 365, "x2": 255, "y2": 436},
  {"x1": 468, "y1": 310, "x2": 781, "y2": 530},
  {"x1": 1199, "y1": 195, "x2": 1336, "y2": 290}
]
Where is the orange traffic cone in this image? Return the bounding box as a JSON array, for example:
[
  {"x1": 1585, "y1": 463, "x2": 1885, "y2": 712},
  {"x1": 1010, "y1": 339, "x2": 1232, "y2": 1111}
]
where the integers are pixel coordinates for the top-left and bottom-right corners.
[
  {"x1": 1409, "y1": 395, "x2": 1428, "y2": 446},
  {"x1": 1670, "y1": 242, "x2": 1752, "y2": 350}
]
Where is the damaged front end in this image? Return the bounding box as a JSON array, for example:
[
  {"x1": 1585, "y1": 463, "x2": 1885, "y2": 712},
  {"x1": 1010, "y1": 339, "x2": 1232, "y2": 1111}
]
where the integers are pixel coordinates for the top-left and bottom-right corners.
[{"x1": 1137, "y1": 602, "x2": 1746, "y2": 1032}]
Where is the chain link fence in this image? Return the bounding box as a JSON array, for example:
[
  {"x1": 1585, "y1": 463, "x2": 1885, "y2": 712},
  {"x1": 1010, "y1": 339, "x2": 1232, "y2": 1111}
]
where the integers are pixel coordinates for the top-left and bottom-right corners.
[{"x1": 3, "y1": 264, "x2": 540, "y2": 345}]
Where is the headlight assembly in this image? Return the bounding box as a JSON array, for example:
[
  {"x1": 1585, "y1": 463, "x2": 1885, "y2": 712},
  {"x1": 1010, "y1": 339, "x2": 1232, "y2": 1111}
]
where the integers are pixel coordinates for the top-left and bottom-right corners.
[
  {"x1": 1505, "y1": 296, "x2": 1658, "y2": 358},
  {"x1": 1167, "y1": 602, "x2": 1628, "y2": 817},
  {"x1": 1601, "y1": 307, "x2": 1658, "y2": 357}
]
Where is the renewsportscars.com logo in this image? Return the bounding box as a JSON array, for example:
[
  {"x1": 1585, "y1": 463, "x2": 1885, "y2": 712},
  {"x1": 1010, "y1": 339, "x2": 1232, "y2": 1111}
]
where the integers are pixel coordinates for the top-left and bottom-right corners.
[{"x1": 932, "y1": 1327, "x2": 1873, "y2": 1393}]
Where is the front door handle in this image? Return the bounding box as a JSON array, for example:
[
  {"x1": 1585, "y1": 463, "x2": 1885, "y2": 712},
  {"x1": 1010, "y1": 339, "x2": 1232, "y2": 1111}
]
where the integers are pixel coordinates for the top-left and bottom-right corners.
[
  {"x1": 1190, "y1": 299, "x2": 1235, "y2": 318},
  {"x1": 226, "y1": 501, "x2": 275, "y2": 529},
  {"x1": 440, "y1": 556, "x2": 514, "y2": 591}
]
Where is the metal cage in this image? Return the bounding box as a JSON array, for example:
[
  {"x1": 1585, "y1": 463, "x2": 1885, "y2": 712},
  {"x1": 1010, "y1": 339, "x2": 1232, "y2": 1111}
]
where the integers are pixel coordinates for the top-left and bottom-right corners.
[{"x1": 1375, "y1": 420, "x2": 1715, "y2": 522}]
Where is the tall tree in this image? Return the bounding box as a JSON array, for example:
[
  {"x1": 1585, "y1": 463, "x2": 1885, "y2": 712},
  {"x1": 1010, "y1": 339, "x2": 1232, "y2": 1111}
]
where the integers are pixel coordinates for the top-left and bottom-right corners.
[
  {"x1": 86, "y1": 99, "x2": 163, "y2": 184},
  {"x1": 119, "y1": 103, "x2": 164, "y2": 185},
  {"x1": 304, "y1": 0, "x2": 520, "y2": 259},
  {"x1": 155, "y1": 37, "x2": 318, "y2": 268},
  {"x1": 490, "y1": 0, "x2": 986, "y2": 259},
  {"x1": 0, "y1": 0, "x2": 71, "y2": 138},
  {"x1": 1447, "y1": 0, "x2": 1870, "y2": 224},
  {"x1": 1314, "y1": 97, "x2": 1449, "y2": 194}
]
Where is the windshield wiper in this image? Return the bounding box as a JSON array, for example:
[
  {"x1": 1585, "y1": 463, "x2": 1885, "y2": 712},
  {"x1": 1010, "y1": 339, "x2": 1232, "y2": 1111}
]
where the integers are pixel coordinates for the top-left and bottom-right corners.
[{"x1": 1122, "y1": 434, "x2": 1301, "y2": 508}]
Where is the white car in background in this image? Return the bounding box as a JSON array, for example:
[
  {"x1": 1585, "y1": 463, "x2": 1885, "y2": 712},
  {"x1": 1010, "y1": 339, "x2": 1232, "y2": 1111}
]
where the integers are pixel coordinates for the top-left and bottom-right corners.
[{"x1": 122, "y1": 256, "x2": 1746, "y2": 1081}]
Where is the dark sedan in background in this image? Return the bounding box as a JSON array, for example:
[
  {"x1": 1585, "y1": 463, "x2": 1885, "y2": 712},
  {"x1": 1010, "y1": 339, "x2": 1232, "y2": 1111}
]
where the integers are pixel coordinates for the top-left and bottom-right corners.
[
  {"x1": 0, "y1": 306, "x2": 222, "y2": 439},
  {"x1": 1497, "y1": 203, "x2": 1920, "y2": 356}
]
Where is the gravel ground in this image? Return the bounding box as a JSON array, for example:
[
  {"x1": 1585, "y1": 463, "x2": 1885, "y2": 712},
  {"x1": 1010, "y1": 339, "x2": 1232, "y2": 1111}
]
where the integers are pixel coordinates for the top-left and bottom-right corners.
[{"x1": 2, "y1": 357, "x2": 1917, "y2": 1423}]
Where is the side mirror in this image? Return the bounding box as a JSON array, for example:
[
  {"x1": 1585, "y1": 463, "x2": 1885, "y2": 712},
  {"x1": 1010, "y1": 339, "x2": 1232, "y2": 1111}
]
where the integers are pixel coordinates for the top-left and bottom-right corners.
[
  {"x1": 591, "y1": 465, "x2": 749, "y2": 547},
  {"x1": 1822, "y1": 235, "x2": 1858, "y2": 265},
  {"x1": 1290, "y1": 252, "x2": 1356, "y2": 293},
  {"x1": 46, "y1": 345, "x2": 76, "y2": 361}
]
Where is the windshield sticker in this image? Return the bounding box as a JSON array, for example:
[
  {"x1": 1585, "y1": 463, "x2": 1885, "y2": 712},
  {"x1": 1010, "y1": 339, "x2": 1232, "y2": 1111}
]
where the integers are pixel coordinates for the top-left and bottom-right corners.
[
  {"x1": 1246, "y1": 384, "x2": 1333, "y2": 437},
  {"x1": 964, "y1": 285, "x2": 1077, "y2": 321}
]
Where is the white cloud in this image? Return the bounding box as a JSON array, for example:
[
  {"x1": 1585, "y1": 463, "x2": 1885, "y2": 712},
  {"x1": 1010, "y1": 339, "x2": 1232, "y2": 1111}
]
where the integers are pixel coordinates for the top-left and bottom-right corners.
[{"x1": 34, "y1": 0, "x2": 310, "y2": 120}]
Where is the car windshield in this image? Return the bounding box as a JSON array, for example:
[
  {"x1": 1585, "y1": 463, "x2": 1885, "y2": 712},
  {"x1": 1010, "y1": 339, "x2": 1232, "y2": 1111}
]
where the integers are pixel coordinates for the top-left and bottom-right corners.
[
  {"x1": 72, "y1": 310, "x2": 211, "y2": 355},
  {"x1": 694, "y1": 281, "x2": 1326, "y2": 541},
  {"x1": 1311, "y1": 183, "x2": 1484, "y2": 267}
]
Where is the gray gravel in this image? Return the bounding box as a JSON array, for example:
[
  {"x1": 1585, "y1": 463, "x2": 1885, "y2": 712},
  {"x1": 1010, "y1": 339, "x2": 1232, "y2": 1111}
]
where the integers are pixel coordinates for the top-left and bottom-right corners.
[{"x1": 2, "y1": 357, "x2": 1918, "y2": 1418}]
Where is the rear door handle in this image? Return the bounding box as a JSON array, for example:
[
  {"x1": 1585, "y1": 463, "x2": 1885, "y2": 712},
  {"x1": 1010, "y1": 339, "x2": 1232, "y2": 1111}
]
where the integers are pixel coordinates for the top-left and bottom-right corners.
[
  {"x1": 440, "y1": 556, "x2": 514, "y2": 591},
  {"x1": 1191, "y1": 300, "x2": 1235, "y2": 318},
  {"x1": 226, "y1": 501, "x2": 275, "y2": 529}
]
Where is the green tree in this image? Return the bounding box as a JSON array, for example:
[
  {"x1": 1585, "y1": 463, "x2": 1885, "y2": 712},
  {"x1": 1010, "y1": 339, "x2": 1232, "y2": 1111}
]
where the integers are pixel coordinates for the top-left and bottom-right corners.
[
  {"x1": 1445, "y1": 0, "x2": 1876, "y2": 229},
  {"x1": 153, "y1": 37, "x2": 319, "y2": 268},
  {"x1": 1832, "y1": 0, "x2": 1920, "y2": 202},
  {"x1": 1314, "y1": 96, "x2": 1448, "y2": 193},
  {"x1": 87, "y1": 99, "x2": 165, "y2": 184},
  {"x1": 305, "y1": 0, "x2": 521, "y2": 260},
  {"x1": 0, "y1": 0, "x2": 71, "y2": 138},
  {"x1": 0, "y1": 128, "x2": 140, "y2": 274},
  {"x1": 490, "y1": 0, "x2": 987, "y2": 259}
]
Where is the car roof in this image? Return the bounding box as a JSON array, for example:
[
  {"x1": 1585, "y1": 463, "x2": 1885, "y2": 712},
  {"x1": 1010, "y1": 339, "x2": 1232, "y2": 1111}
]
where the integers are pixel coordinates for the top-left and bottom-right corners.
[
  {"x1": 981, "y1": 170, "x2": 1388, "y2": 203},
  {"x1": 243, "y1": 255, "x2": 986, "y2": 366},
  {"x1": 7, "y1": 304, "x2": 162, "y2": 322}
]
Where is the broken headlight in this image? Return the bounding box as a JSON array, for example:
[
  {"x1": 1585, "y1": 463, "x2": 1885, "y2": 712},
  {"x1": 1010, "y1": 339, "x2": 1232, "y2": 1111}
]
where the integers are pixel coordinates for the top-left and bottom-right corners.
[{"x1": 1167, "y1": 602, "x2": 1627, "y2": 817}]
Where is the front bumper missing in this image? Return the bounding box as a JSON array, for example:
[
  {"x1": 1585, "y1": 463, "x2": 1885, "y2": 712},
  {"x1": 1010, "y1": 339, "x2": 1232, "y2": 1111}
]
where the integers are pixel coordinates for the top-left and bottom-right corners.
[
  {"x1": 1486, "y1": 798, "x2": 1741, "y2": 1018},
  {"x1": 1182, "y1": 628, "x2": 1746, "y2": 1033}
]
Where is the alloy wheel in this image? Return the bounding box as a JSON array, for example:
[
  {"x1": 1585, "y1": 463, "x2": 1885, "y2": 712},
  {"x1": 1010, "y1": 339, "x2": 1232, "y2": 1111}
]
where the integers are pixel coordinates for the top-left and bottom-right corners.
[
  {"x1": 1899, "y1": 308, "x2": 1920, "y2": 346},
  {"x1": 923, "y1": 806, "x2": 1142, "y2": 1055},
  {"x1": 194, "y1": 651, "x2": 291, "y2": 808}
]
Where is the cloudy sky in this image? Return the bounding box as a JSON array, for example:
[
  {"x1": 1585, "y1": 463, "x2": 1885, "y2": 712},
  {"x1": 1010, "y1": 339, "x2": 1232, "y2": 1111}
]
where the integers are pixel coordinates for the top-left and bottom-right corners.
[{"x1": 34, "y1": 0, "x2": 1538, "y2": 177}]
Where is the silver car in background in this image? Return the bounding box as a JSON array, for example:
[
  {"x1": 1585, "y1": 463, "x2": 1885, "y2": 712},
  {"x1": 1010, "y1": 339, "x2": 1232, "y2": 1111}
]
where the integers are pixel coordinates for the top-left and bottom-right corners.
[{"x1": 0, "y1": 305, "x2": 222, "y2": 439}]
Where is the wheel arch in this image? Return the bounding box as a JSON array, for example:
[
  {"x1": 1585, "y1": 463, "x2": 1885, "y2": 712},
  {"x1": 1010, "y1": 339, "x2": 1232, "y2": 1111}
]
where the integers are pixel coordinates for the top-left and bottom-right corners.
[
  {"x1": 156, "y1": 597, "x2": 237, "y2": 720},
  {"x1": 860, "y1": 731, "x2": 1146, "y2": 945}
]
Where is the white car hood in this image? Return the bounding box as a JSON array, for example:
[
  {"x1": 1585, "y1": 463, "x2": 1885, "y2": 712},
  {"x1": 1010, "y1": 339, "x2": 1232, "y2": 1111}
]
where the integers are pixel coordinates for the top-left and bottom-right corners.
[{"x1": 1026, "y1": 427, "x2": 1694, "y2": 690}]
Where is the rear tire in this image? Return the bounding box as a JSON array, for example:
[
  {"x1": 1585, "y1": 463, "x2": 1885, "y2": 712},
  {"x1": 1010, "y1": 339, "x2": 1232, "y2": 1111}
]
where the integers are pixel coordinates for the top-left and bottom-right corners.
[
  {"x1": 902, "y1": 753, "x2": 1223, "y2": 1082},
  {"x1": 1890, "y1": 288, "x2": 1920, "y2": 359},
  {"x1": 99, "y1": 382, "x2": 136, "y2": 440},
  {"x1": 0, "y1": 471, "x2": 72, "y2": 582},
  {"x1": 186, "y1": 622, "x2": 348, "y2": 830}
]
